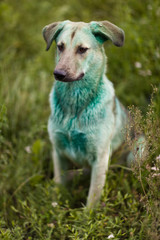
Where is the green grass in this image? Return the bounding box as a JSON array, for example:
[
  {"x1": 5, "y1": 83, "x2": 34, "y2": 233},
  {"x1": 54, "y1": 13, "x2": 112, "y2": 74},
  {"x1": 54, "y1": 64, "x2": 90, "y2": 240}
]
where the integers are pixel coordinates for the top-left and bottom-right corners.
[{"x1": 0, "y1": 0, "x2": 160, "y2": 239}]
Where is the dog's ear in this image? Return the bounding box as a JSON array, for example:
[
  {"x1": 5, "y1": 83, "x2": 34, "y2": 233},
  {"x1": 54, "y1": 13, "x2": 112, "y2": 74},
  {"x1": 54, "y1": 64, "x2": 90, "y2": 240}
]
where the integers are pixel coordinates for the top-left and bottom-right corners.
[
  {"x1": 90, "y1": 21, "x2": 124, "y2": 47},
  {"x1": 42, "y1": 21, "x2": 69, "y2": 51}
]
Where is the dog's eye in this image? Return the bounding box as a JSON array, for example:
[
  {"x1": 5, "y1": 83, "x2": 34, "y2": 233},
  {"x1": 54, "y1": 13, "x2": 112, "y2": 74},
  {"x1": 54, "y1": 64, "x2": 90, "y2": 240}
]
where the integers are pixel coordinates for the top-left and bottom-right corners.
[
  {"x1": 77, "y1": 46, "x2": 88, "y2": 54},
  {"x1": 57, "y1": 43, "x2": 64, "y2": 52}
]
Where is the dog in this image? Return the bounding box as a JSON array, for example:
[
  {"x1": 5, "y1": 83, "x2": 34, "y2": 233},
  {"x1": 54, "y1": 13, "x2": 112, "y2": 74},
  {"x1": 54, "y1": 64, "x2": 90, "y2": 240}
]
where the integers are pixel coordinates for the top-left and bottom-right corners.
[{"x1": 42, "y1": 20, "x2": 129, "y2": 209}]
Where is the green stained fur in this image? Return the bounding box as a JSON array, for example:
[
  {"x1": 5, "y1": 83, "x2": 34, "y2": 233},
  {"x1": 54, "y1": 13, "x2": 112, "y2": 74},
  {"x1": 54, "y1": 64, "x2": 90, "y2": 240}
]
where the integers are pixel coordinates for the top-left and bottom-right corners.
[
  {"x1": 48, "y1": 77, "x2": 117, "y2": 165},
  {"x1": 44, "y1": 20, "x2": 127, "y2": 207},
  {"x1": 47, "y1": 21, "x2": 126, "y2": 164}
]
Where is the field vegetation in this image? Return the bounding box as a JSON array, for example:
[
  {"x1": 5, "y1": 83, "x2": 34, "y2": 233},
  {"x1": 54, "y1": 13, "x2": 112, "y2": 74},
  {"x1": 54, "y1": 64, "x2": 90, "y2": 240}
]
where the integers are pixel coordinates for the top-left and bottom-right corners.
[{"x1": 0, "y1": 0, "x2": 160, "y2": 239}]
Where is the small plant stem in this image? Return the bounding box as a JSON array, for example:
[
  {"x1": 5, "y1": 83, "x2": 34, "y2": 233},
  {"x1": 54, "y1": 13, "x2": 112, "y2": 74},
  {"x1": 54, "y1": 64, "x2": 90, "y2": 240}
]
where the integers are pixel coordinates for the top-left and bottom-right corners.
[{"x1": 10, "y1": 173, "x2": 43, "y2": 199}]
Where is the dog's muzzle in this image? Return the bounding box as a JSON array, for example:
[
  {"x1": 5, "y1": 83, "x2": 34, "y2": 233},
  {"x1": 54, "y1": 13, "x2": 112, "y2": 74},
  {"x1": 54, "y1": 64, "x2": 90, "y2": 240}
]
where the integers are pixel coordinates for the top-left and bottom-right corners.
[
  {"x1": 53, "y1": 70, "x2": 84, "y2": 82},
  {"x1": 54, "y1": 70, "x2": 66, "y2": 81}
]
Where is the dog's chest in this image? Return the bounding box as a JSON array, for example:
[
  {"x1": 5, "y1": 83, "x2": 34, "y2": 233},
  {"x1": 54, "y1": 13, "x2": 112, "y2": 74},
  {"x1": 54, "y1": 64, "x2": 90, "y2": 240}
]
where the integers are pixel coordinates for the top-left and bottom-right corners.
[
  {"x1": 48, "y1": 80, "x2": 114, "y2": 165},
  {"x1": 54, "y1": 128, "x2": 96, "y2": 165}
]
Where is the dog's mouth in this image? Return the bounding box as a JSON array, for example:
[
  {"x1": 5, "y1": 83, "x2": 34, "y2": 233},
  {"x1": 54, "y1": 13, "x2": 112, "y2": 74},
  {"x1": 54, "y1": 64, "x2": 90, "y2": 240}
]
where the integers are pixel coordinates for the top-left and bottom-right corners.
[{"x1": 54, "y1": 70, "x2": 84, "y2": 82}]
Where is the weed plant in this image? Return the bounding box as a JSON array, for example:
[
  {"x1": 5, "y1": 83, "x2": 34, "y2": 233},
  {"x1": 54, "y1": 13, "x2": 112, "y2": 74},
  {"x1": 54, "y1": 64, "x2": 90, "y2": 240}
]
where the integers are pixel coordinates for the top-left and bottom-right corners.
[{"x1": 126, "y1": 88, "x2": 160, "y2": 239}]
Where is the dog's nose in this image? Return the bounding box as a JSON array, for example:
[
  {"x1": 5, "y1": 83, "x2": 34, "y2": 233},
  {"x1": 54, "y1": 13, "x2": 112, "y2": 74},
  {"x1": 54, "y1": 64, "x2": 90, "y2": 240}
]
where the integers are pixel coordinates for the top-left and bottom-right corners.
[{"x1": 54, "y1": 70, "x2": 66, "y2": 81}]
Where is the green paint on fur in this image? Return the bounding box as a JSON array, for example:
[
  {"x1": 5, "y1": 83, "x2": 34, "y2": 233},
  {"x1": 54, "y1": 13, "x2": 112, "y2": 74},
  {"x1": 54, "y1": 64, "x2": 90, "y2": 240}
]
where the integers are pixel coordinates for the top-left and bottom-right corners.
[
  {"x1": 43, "y1": 20, "x2": 130, "y2": 208},
  {"x1": 47, "y1": 21, "x2": 127, "y2": 167}
]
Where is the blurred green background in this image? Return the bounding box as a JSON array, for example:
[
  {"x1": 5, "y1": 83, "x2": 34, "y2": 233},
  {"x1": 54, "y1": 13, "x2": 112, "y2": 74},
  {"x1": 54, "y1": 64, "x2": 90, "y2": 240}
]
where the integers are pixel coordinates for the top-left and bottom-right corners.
[{"x1": 0, "y1": 0, "x2": 160, "y2": 239}]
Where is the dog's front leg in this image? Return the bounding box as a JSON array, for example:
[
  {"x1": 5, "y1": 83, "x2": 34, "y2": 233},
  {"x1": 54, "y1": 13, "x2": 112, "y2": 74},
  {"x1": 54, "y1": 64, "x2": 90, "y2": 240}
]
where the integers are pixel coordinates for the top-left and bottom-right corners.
[
  {"x1": 86, "y1": 146, "x2": 110, "y2": 209},
  {"x1": 53, "y1": 150, "x2": 69, "y2": 184}
]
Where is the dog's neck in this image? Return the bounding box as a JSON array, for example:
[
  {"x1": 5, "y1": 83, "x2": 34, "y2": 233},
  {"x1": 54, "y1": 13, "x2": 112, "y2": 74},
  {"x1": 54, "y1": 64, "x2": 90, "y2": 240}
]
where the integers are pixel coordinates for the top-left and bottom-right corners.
[
  {"x1": 52, "y1": 49, "x2": 109, "y2": 116},
  {"x1": 53, "y1": 73, "x2": 106, "y2": 116},
  {"x1": 51, "y1": 71, "x2": 115, "y2": 127}
]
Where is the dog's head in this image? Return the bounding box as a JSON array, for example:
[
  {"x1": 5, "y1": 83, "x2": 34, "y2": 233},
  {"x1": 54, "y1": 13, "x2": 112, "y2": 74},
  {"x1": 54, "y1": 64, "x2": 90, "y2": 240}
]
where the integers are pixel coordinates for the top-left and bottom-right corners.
[{"x1": 43, "y1": 20, "x2": 124, "y2": 82}]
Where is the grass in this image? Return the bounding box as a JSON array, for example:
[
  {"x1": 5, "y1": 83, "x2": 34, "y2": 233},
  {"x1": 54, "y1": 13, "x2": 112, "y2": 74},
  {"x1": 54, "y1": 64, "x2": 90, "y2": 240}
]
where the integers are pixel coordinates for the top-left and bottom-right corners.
[{"x1": 0, "y1": 0, "x2": 160, "y2": 239}]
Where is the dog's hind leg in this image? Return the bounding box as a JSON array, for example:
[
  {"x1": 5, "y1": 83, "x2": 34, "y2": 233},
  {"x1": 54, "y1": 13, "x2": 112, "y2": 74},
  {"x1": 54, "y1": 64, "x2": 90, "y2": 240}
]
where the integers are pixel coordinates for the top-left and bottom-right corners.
[{"x1": 86, "y1": 145, "x2": 110, "y2": 209}]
